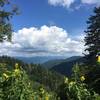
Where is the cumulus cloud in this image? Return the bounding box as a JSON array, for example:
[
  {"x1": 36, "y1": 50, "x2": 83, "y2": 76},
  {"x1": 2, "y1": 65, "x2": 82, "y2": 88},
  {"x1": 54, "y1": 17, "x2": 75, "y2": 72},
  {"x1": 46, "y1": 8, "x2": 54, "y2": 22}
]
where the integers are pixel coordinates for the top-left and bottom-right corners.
[
  {"x1": 48, "y1": 0, "x2": 75, "y2": 8},
  {"x1": 0, "y1": 25, "x2": 84, "y2": 57},
  {"x1": 81, "y1": 0, "x2": 100, "y2": 5},
  {"x1": 48, "y1": 0, "x2": 100, "y2": 9}
]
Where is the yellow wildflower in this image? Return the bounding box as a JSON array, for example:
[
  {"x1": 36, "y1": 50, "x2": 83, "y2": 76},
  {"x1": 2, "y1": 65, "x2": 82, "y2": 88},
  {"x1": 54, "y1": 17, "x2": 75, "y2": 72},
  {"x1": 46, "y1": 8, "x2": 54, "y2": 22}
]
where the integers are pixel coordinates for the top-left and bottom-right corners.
[
  {"x1": 15, "y1": 63, "x2": 19, "y2": 69},
  {"x1": 14, "y1": 69, "x2": 21, "y2": 76},
  {"x1": 45, "y1": 95, "x2": 49, "y2": 100},
  {"x1": 97, "y1": 56, "x2": 100, "y2": 63},
  {"x1": 80, "y1": 76, "x2": 85, "y2": 81},
  {"x1": 3, "y1": 73, "x2": 9, "y2": 79},
  {"x1": 69, "y1": 81, "x2": 75, "y2": 85},
  {"x1": 64, "y1": 77, "x2": 68, "y2": 84}
]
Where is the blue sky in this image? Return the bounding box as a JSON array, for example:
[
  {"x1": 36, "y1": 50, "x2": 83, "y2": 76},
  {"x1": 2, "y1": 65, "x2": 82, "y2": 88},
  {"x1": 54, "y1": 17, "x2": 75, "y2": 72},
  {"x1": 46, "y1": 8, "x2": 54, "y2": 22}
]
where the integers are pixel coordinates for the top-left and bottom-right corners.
[
  {"x1": 0, "y1": 0, "x2": 100, "y2": 57},
  {"x1": 12, "y1": 0, "x2": 93, "y2": 34}
]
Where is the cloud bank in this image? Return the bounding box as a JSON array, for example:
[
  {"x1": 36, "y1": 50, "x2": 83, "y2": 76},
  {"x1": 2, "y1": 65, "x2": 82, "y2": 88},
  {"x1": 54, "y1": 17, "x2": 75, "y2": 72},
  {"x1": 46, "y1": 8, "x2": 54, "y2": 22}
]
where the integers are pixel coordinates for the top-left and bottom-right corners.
[
  {"x1": 48, "y1": 0, "x2": 100, "y2": 9},
  {"x1": 0, "y1": 25, "x2": 84, "y2": 57},
  {"x1": 81, "y1": 0, "x2": 100, "y2": 4}
]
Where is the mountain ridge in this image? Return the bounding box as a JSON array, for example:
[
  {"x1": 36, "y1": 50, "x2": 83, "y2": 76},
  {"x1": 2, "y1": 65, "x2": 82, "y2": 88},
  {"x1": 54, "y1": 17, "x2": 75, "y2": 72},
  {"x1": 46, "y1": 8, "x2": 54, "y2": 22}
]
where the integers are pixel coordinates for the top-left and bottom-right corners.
[
  {"x1": 42, "y1": 56, "x2": 82, "y2": 69},
  {"x1": 51, "y1": 56, "x2": 85, "y2": 76}
]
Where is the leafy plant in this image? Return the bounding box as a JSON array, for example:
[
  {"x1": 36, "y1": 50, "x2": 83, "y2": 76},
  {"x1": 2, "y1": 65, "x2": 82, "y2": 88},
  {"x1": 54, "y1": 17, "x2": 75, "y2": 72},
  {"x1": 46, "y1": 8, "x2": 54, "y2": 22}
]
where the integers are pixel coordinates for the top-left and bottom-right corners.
[
  {"x1": 0, "y1": 63, "x2": 57, "y2": 100},
  {"x1": 56, "y1": 64, "x2": 99, "y2": 100}
]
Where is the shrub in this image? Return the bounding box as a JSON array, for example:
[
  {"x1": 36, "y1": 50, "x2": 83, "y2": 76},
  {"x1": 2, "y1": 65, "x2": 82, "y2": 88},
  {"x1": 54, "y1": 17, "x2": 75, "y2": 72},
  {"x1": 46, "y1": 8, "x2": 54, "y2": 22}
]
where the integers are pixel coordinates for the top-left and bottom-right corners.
[
  {"x1": 0, "y1": 63, "x2": 57, "y2": 100},
  {"x1": 56, "y1": 64, "x2": 99, "y2": 100}
]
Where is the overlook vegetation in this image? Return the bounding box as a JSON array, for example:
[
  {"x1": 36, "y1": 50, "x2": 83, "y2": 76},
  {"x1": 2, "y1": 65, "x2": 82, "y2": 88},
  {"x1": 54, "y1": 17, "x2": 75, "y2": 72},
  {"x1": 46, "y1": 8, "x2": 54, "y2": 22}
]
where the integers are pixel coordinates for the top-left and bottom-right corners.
[
  {"x1": 0, "y1": 58, "x2": 100, "y2": 100},
  {"x1": 0, "y1": 56, "x2": 64, "y2": 91},
  {"x1": 0, "y1": 0, "x2": 100, "y2": 100}
]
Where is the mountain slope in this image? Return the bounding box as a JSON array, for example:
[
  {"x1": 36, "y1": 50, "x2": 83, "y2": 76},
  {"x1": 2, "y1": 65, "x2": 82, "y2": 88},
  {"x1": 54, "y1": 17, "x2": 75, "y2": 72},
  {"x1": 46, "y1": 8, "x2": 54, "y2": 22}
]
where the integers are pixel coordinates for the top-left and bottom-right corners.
[
  {"x1": 51, "y1": 57, "x2": 85, "y2": 76},
  {"x1": 42, "y1": 59, "x2": 65, "y2": 69},
  {"x1": 0, "y1": 56, "x2": 64, "y2": 91},
  {"x1": 42, "y1": 56, "x2": 82, "y2": 69}
]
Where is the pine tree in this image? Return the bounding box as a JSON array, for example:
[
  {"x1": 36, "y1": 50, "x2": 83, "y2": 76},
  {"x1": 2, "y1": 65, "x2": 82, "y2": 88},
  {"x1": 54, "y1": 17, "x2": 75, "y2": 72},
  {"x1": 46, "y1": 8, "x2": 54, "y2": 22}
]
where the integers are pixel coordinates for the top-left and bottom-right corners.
[
  {"x1": 84, "y1": 7, "x2": 100, "y2": 94},
  {"x1": 84, "y1": 7, "x2": 100, "y2": 65}
]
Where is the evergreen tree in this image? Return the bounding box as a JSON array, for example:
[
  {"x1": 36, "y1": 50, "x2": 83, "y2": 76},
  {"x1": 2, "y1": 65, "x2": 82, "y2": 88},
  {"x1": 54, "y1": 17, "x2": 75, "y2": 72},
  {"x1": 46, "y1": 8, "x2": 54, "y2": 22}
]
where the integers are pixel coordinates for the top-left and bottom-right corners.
[
  {"x1": 0, "y1": 0, "x2": 18, "y2": 42},
  {"x1": 84, "y1": 7, "x2": 100, "y2": 65},
  {"x1": 84, "y1": 7, "x2": 100, "y2": 94}
]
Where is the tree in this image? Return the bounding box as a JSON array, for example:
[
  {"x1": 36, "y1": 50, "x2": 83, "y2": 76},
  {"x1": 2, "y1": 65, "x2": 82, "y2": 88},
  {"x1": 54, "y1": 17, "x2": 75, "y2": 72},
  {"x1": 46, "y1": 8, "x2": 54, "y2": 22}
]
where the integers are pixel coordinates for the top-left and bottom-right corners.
[
  {"x1": 0, "y1": 0, "x2": 18, "y2": 42},
  {"x1": 84, "y1": 7, "x2": 100, "y2": 94},
  {"x1": 84, "y1": 7, "x2": 100, "y2": 65}
]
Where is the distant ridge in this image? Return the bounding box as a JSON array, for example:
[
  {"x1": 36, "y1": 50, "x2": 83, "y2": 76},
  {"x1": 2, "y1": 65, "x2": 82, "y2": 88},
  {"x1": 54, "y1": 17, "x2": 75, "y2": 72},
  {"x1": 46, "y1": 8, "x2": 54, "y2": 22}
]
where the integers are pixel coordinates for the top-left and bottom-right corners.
[
  {"x1": 16, "y1": 56, "x2": 66, "y2": 64},
  {"x1": 16, "y1": 56, "x2": 50, "y2": 64}
]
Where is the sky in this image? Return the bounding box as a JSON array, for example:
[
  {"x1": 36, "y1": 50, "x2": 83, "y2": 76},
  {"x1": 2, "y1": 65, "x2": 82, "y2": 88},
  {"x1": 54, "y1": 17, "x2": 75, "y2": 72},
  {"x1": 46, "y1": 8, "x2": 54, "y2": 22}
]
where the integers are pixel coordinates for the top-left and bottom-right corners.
[{"x1": 0, "y1": 0, "x2": 100, "y2": 57}]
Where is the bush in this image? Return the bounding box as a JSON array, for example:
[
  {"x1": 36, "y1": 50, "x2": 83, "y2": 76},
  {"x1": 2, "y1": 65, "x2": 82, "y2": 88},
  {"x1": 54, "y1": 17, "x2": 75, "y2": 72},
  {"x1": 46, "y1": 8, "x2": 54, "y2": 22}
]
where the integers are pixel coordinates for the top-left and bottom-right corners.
[
  {"x1": 0, "y1": 63, "x2": 56, "y2": 100},
  {"x1": 56, "y1": 64, "x2": 99, "y2": 100}
]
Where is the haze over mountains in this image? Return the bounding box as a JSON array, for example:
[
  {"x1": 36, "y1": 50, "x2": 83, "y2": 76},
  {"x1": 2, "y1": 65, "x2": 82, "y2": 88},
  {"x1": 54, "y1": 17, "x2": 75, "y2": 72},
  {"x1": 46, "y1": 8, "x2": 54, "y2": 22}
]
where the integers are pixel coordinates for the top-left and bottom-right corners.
[
  {"x1": 15, "y1": 56, "x2": 84, "y2": 76},
  {"x1": 16, "y1": 56, "x2": 67, "y2": 64},
  {"x1": 42, "y1": 56, "x2": 82, "y2": 69},
  {"x1": 0, "y1": 55, "x2": 84, "y2": 76}
]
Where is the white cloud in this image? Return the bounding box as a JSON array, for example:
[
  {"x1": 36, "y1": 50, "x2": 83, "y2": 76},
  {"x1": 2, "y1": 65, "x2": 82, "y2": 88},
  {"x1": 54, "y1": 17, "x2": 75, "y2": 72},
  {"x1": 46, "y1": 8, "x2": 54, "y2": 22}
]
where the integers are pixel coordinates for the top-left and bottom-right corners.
[
  {"x1": 48, "y1": 0, "x2": 100, "y2": 10},
  {"x1": 0, "y1": 41, "x2": 21, "y2": 56},
  {"x1": 48, "y1": 0, "x2": 75, "y2": 8},
  {"x1": 0, "y1": 25, "x2": 84, "y2": 57},
  {"x1": 81, "y1": 0, "x2": 100, "y2": 4}
]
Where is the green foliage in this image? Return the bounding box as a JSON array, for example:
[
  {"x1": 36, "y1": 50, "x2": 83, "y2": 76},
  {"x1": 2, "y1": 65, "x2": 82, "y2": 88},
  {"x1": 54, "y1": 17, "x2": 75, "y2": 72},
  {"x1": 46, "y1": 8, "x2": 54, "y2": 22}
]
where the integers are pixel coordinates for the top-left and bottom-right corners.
[
  {"x1": 72, "y1": 63, "x2": 100, "y2": 94},
  {"x1": 0, "y1": 62, "x2": 57, "y2": 100},
  {"x1": 0, "y1": 58, "x2": 100, "y2": 100},
  {"x1": 56, "y1": 64, "x2": 99, "y2": 100},
  {"x1": 84, "y1": 7, "x2": 100, "y2": 65},
  {"x1": 0, "y1": 63, "x2": 34, "y2": 100},
  {"x1": 0, "y1": 0, "x2": 18, "y2": 42},
  {"x1": 0, "y1": 56, "x2": 64, "y2": 91},
  {"x1": 83, "y1": 6, "x2": 100, "y2": 95},
  {"x1": 79, "y1": 64, "x2": 100, "y2": 94}
]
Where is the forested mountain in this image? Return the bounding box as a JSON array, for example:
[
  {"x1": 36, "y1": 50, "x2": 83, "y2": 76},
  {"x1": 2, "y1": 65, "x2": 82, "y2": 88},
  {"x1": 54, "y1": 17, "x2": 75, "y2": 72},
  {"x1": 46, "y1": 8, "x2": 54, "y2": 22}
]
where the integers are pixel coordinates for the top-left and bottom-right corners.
[
  {"x1": 51, "y1": 57, "x2": 85, "y2": 76},
  {"x1": 0, "y1": 56, "x2": 64, "y2": 91},
  {"x1": 42, "y1": 56, "x2": 82, "y2": 69}
]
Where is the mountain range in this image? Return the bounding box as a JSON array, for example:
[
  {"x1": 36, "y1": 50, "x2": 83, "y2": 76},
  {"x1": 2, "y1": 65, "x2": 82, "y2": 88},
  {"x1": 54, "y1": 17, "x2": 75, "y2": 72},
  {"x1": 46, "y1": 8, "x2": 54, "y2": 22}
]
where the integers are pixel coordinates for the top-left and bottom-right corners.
[
  {"x1": 16, "y1": 56, "x2": 67, "y2": 64},
  {"x1": 16, "y1": 56, "x2": 85, "y2": 76}
]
